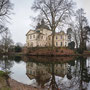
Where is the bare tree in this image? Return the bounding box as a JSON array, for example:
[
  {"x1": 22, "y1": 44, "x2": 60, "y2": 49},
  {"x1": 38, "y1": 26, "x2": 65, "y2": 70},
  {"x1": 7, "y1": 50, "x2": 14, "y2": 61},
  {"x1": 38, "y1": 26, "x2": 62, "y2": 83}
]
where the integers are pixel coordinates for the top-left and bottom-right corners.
[
  {"x1": 31, "y1": 0, "x2": 75, "y2": 47},
  {"x1": 1, "y1": 28, "x2": 13, "y2": 53},
  {"x1": 0, "y1": 0, "x2": 13, "y2": 34},
  {"x1": 72, "y1": 28, "x2": 79, "y2": 49},
  {"x1": 0, "y1": 0, "x2": 13, "y2": 22},
  {"x1": 76, "y1": 9, "x2": 90, "y2": 51},
  {"x1": 76, "y1": 9, "x2": 88, "y2": 50},
  {"x1": 0, "y1": 25, "x2": 7, "y2": 33},
  {"x1": 69, "y1": 23, "x2": 80, "y2": 49},
  {"x1": 70, "y1": 8, "x2": 90, "y2": 51}
]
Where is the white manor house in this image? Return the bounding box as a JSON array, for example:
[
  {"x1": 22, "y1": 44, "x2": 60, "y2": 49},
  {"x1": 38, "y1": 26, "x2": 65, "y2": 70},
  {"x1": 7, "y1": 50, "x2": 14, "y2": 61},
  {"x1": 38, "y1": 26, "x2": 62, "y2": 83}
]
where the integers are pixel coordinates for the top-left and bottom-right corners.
[{"x1": 26, "y1": 20, "x2": 71, "y2": 47}]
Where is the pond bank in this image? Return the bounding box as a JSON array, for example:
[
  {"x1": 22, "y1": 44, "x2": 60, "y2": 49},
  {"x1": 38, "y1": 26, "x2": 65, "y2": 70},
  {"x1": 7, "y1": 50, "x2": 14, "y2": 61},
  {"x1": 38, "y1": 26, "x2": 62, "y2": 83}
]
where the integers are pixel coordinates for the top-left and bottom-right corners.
[
  {"x1": 0, "y1": 71, "x2": 40, "y2": 90},
  {"x1": 23, "y1": 47, "x2": 90, "y2": 56},
  {"x1": 8, "y1": 78, "x2": 39, "y2": 90}
]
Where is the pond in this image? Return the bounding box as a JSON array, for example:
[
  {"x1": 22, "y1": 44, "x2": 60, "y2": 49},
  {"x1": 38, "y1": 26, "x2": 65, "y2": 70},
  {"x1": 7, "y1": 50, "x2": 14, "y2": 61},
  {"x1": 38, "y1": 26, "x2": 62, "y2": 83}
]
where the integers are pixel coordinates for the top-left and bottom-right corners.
[{"x1": 0, "y1": 56, "x2": 90, "y2": 90}]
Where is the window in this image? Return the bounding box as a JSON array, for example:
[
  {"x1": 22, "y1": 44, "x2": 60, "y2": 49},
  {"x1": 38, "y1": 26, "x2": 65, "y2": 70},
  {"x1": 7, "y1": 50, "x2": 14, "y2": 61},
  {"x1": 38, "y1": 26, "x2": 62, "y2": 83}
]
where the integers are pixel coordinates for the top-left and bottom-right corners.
[
  {"x1": 30, "y1": 35, "x2": 32, "y2": 39},
  {"x1": 61, "y1": 42, "x2": 63, "y2": 46},
  {"x1": 65, "y1": 42, "x2": 67, "y2": 46},
  {"x1": 56, "y1": 42, "x2": 58, "y2": 46},
  {"x1": 27, "y1": 70, "x2": 29, "y2": 73},
  {"x1": 31, "y1": 42, "x2": 33, "y2": 47},
  {"x1": 30, "y1": 70, "x2": 32, "y2": 74},
  {"x1": 61, "y1": 35, "x2": 63, "y2": 39},
  {"x1": 33, "y1": 71, "x2": 35, "y2": 75},
  {"x1": 33, "y1": 35, "x2": 35, "y2": 38},
  {"x1": 56, "y1": 36, "x2": 58, "y2": 39},
  {"x1": 41, "y1": 36, "x2": 43, "y2": 39}
]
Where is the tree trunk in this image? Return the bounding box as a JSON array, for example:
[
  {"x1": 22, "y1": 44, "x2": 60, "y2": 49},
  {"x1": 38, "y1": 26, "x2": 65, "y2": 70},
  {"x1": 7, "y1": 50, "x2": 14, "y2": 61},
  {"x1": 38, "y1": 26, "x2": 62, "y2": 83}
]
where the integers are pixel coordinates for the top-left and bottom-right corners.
[{"x1": 52, "y1": 29, "x2": 55, "y2": 49}]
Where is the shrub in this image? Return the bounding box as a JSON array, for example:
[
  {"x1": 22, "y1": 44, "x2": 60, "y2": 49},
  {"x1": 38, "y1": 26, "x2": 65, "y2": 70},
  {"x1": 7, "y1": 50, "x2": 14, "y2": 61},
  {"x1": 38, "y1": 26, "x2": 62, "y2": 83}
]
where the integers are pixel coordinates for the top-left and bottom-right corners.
[
  {"x1": 15, "y1": 45, "x2": 22, "y2": 52},
  {"x1": 68, "y1": 41, "x2": 75, "y2": 50}
]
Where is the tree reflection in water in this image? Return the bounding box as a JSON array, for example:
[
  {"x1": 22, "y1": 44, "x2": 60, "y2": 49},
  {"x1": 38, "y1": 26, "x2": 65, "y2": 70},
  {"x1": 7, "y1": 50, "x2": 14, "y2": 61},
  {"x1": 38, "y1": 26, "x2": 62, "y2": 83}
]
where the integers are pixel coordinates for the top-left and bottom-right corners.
[
  {"x1": 0, "y1": 55, "x2": 14, "y2": 72},
  {"x1": 0, "y1": 56, "x2": 90, "y2": 90},
  {"x1": 25, "y1": 56, "x2": 90, "y2": 90},
  {"x1": 0, "y1": 55, "x2": 14, "y2": 86}
]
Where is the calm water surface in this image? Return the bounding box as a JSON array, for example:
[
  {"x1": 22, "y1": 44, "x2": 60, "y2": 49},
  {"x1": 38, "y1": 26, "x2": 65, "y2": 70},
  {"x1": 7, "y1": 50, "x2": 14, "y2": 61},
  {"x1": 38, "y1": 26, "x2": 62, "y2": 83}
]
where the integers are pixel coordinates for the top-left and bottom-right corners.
[{"x1": 0, "y1": 56, "x2": 90, "y2": 90}]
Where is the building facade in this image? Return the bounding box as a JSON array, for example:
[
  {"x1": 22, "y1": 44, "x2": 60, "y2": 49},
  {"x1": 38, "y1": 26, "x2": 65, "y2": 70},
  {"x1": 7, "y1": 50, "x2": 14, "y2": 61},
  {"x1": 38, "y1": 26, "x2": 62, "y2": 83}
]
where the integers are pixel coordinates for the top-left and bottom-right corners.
[{"x1": 26, "y1": 20, "x2": 68, "y2": 47}]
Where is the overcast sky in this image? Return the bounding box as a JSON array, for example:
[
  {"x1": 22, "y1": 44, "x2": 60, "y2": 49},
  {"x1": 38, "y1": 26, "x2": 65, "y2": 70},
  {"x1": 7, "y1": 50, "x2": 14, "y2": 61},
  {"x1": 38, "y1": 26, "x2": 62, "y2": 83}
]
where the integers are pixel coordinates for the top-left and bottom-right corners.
[{"x1": 8, "y1": 0, "x2": 90, "y2": 45}]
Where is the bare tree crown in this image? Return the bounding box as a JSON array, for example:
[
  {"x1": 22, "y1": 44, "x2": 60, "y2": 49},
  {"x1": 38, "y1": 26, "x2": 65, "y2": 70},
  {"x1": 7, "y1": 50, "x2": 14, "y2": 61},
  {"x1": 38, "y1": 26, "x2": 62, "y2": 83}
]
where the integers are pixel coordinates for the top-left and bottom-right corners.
[
  {"x1": 0, "y1": 0, "x2": 13, "y2": 22},
  {"x1": 0, "y1": 0, "x2": 13, "y2": 34},
  {"x1": 32, "y1": 0, "x2": 75, "y2": 47},
  {"x1": 32, "y1": 0, "x2": 75, "y2": 30}
]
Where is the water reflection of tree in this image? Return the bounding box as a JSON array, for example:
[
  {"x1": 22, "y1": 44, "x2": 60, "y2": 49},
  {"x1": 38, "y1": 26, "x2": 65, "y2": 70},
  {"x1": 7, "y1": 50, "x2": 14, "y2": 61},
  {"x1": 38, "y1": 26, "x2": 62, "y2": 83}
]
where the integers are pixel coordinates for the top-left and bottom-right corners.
[
  {"x1": 36, "y1": 63, "x2": 59, "y2": 90},
  {"x1": 26, "y1": 59, "x2": 68, "y2": 90},
  {"x1": 50, "y1": 63, "x2": 58, "y2": 90},
  {"x1": 0, "y1": 55, "x2": 14, "y2": 72},
  {"x1": 48, "y1": 57, "x2": 90, "y2": 90},
  {"x1": 79, "y1": 57, "x2": 90, "y2": 90},
  {"x1": 0, "y1": 56, "x2": 14, "y2": 86},
  {"x1": 26, "y1": 56, "x2": 90, "y2": 90},
  {"x1": 14, "y1": 56, "x2": 22, "y2": 63},
  {"x1": 65, "y1": 57, "x2": 90, "y2": 90}
]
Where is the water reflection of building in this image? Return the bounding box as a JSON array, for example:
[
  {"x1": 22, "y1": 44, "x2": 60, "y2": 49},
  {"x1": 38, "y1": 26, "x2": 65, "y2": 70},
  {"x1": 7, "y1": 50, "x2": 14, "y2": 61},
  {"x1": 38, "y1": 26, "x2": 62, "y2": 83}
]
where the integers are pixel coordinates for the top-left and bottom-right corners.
[
  {"x1": 26, "y1": 61, "x2": 69, "y2": 88},
  {"x1": 54, "y1": 63, "x2": 68, "y2": 77},
  {"x1": 26, "y1": 62, "x2": 51, "y2": 87},
  {"x1": 25, "y1": 56, "x2": 90, "y2": 90}
]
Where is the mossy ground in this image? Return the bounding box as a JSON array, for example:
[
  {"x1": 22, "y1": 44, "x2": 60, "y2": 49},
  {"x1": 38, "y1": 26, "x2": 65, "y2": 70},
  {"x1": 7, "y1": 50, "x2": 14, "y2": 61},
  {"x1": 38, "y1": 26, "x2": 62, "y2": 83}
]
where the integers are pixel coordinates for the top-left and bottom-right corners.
[
  {"x1": 0, "y1": 71, "x2": 11, "y2": 90},
  {"x1": 0, "y1": 87, "x2": 11, "y2": 90}
]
